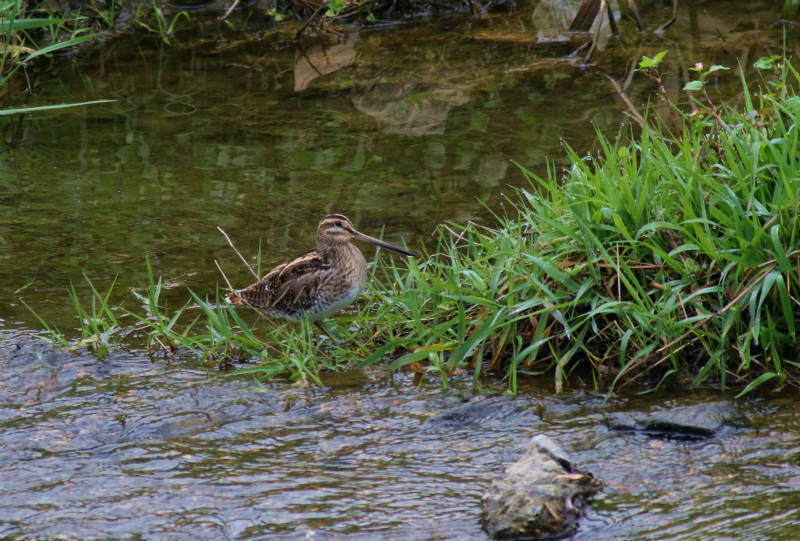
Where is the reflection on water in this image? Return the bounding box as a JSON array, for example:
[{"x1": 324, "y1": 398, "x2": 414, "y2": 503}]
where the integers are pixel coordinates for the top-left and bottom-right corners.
[
  {"x1": 1, "y1": 333, "x2": 799, "y2": 539},
  {"x1": 1, "y1": 1, "x2": 800, "y2": 538},
  {"x1": 352, "y1": 81, "x2": 472, "y2": 135},
  {"x1": 295, "y1": 32, "x2": 361, "y2": 92}
]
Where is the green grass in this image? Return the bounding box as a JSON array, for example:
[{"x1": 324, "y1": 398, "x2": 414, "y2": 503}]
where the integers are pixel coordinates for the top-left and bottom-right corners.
[
  {"x1": 0, "y1": 1, "x2": 97, "y2": 88},
  {"x1": 0, "y1": 0, "x2": 118, "y2": 115},
  {"x1": 0, "y1": 0, "x2": 194, "y2": 101},
  {"x1": 25, "y1": 53, "x2": 800, "y2": 396},
  {"x1": 134, "y1": 0, "x2": 192, "y2": 45},
  {"x1": 23, "y1": 273, "x2": 121, "y2": 356},
  {"x1": 333, "y1": 53, "x2": 800, "y2": 396}
]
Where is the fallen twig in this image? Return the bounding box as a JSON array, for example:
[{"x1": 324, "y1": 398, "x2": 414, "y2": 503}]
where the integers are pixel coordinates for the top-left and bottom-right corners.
[
  {"x1": 219, "y1": 0, "x2": 241, "y2": 22},
  {"x1": 217, "y1": 226, "x2": 259, "y2": 280},
  {"x1": 602, "y1": 73, "x2": 645, "y2": 126}
]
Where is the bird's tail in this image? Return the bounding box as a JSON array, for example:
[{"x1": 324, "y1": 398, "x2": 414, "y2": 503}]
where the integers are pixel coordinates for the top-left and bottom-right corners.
[{"x1": 225, "y1": 291, "x2": 244, "y2": 304}]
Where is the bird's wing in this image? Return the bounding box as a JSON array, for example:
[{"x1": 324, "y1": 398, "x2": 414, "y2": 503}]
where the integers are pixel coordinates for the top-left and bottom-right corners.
[{"x1": 233, "y1": 249, "x2": 333, "y2": 310}]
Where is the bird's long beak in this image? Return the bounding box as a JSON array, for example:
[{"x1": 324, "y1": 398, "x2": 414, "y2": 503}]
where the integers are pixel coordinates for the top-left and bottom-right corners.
[{"x1": 353, "y1": 230, "x2": 414, "y2": 257}]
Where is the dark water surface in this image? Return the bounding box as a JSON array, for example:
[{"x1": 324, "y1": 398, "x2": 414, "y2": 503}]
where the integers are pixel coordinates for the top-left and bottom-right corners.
[{"x1": 2, "y1": 0, "x2": 800, "y2": 538}]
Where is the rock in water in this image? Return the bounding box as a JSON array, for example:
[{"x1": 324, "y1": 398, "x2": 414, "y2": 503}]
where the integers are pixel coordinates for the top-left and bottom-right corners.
[
  {"x1": 481, "y1": 435, "x2": 599, "y2": 539},
  {"x1": 606, "y1": 401, "x2": 749, "y2": 440}
]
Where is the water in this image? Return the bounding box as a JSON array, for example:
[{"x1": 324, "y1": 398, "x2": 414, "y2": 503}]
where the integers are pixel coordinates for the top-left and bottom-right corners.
[
  {"x1": 2, "y1": 332, "x2": 800, "y2": 539},
  {"x1": 2, "y1": 0, "x2": 800, "y2": 538}
]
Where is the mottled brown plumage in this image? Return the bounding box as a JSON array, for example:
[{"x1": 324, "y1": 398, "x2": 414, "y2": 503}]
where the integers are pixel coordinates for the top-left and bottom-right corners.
[{"x1": 225, "y1": 214, "x2": 413, "y2": 322}]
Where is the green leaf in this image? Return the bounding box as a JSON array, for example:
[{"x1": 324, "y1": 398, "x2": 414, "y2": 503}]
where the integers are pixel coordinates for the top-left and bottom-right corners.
[
  {"x1": 753, "y1": 55, "x2": 780, "y2": 70},
  {"x1": 735, "y1": 372, "x2": 777, "y2": 397},
  {"x1": 683, "y1": 80, "x2": 704, "y2": 91},
  {"x1": 325, "y1": 0, "x2": 345, "y2": 16},
  {"x1": 638, "y1": 50, "x2": 669, "y2": 69},
  {"x1": 0, "y1": 17, "x2": 69, "y2": 31},
  {"x1": 21, "y1": 32, "x2": 99, "y2": 64}
]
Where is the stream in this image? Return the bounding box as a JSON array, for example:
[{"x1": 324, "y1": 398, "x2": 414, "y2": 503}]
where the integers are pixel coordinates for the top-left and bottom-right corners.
[{"x1": 2, "y1": 0, "x2": 799, "y2": 538}]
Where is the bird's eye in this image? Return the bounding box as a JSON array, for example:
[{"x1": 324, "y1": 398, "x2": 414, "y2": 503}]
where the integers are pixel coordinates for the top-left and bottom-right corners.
[{"x1": 335, "y1": 221, "x2": 342, "y2": 227}]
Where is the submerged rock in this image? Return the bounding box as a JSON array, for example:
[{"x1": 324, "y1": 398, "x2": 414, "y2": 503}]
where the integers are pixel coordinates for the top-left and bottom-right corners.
[
  {"x1": 481, "y1": 435, "x2": 599, "y2": 539},
  {"x1": 421, "y1": 395, "x2": 537, "y2": 432},
  {"x1": 606, "y1": 401, "x2": 749, "y2": 440}
]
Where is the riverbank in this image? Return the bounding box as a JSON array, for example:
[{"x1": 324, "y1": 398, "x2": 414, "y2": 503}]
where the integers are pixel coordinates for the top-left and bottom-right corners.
[
  {"x1": 0, "y1": 0, "x2": 509, "y2": 107},
  {"x1": 353, "y1": 52, "x2": 800, "y2": 395},
  {"x1": 28, "y1": 51, "x2": 800, "y2": 396}
]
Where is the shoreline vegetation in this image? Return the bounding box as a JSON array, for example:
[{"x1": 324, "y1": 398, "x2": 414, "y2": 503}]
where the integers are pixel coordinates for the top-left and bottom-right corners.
[
  {"x1": 0, "y1": 0, "x2": 729, "y2": 108},
  {"x1": 23, "y1": 50, "x2": 800, "y2": 396},
  {"x1": 1, "y1": 0, "x2": 798, "y2": 106},
  {"x1": 0, "y1": 0, "x2": 532, "y2": 107}
]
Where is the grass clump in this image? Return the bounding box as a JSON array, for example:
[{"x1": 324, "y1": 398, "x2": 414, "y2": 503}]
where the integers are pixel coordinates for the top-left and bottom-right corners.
[
  {"x1": 352, "y1": 53, "x2": 800, "y2": 395},
  {"x1": 0, "y1": 1, "x2": 96, "y2": 89},
  {"x1": 24, "y1": 258, "x2": 344, "y2": 385},
  {"x1": 0, "y1": 0, "x2": 117, "y2": 114},
  {"x1": 23, "y1": 273, "x2": 122, "y2": 356},
  {"x1": 26, "y1": 54, "x2": 800, "y2": 396}
]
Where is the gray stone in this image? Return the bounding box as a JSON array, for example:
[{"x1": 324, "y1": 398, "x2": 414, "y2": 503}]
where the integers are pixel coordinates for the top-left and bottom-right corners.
[
  {"x1": 606, "y1": 401, "x2": 749, "y2": 439},
  {"x1": 421, "y1": 396, "x2": 537, "y2": 432},
  {"x1": 481, "y1": 435, "x2": 599, "y2": 539}
]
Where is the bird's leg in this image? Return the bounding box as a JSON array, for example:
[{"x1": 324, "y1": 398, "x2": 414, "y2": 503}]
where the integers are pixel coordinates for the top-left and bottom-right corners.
[
  {"x1": 314, "y1": 321, "x2": 337, "y2": 341},
  {"x1": 314, "y1": 321, "x2": 349, "y2": 349},
  {"x1": 314, "y1": 321, "x2": 369, "y2": 354}
]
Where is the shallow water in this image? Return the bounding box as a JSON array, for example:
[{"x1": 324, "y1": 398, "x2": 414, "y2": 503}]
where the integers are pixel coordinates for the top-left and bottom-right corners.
[
  {"x1": 2, "y1": 332, "x2": 799, "y2": 539},
  {"x1": 2, "y1": 0, "x2": 800, "y2": 539}
]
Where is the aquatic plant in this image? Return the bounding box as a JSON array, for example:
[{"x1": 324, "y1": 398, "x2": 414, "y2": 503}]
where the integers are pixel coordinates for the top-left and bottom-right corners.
[
  {"x1": 23, "y1": 274, "x2": 121, "y2": 356},
  {"x1": 134, "y1": 0, "x2": 192, "y2": 45},
  {"x1": 0, "y1": 0, "x2": 116, "y2": 114}
]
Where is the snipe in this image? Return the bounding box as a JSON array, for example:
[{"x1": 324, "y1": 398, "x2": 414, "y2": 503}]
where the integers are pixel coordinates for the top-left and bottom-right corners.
[{"x1": 225, "y1": 214, "x2": 413, "y2": 322}]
